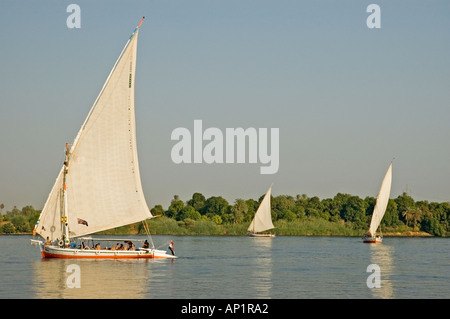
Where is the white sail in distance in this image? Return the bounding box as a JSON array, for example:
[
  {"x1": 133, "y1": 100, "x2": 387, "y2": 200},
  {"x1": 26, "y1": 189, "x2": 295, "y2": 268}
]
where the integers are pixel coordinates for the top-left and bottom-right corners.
[
  {"x1": 248, "y1": 186, "x2": 275, "y2": 233},
  {"x1": 36, "y1": 23, "x2": 152, "y2": 240},
  {"x1": 368, "y1": 163, "x2": 392, "y2": 237}
]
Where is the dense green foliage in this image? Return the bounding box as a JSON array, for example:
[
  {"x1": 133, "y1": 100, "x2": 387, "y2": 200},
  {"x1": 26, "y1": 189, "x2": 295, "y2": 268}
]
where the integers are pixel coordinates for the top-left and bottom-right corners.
[
  {"x1": 1, "y1": 192, "x2": 449, "y2": 236},
  {"x1": 0, "y1": 205, "x2": 40, "y2": 234}
]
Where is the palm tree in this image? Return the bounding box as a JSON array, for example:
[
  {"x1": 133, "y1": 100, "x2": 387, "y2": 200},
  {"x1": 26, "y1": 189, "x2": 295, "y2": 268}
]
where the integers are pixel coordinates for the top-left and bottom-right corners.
[{"x1": 402, "y1": 206, "x2": 432, "y2": 230}]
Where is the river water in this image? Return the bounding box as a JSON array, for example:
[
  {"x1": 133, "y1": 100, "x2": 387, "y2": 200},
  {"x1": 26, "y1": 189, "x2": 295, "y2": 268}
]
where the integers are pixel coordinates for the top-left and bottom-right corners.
[{"x1": 0, "y1": 235, "x2": 448, "y2": 299}]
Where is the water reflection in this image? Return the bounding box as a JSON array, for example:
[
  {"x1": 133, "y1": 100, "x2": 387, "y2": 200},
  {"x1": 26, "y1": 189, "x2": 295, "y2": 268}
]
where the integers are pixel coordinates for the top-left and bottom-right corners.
[
  {"x1": 249, "y1": 238, "x2": 273, "y2": 298},
  {"x1": 31, "y1": 258, "x2": 156, "y2": 298},
  {"x1": 9, "y1": 236, "x2": 449, "y2": 299},
  {"x1": 369, "y1": 243, "x2": 394, "y2": 299}
]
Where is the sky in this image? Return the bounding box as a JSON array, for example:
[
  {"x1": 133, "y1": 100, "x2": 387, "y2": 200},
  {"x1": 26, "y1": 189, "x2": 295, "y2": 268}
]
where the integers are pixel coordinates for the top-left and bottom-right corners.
[{"x1": 0, "y1": 1, "x2": 449, "y2": 212}]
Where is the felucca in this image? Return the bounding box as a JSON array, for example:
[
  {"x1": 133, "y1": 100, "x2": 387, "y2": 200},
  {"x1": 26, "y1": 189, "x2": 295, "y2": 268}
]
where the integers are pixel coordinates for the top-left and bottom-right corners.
[
  {"x1": 248, "y1": 186, "x2": 275, "y2": 238},
  {"x1": 31, "y1": 18, "x2": 176, "y2": 259},
  {"x1": 363, "y1": 162, "x2": 393, "y2": 244}
]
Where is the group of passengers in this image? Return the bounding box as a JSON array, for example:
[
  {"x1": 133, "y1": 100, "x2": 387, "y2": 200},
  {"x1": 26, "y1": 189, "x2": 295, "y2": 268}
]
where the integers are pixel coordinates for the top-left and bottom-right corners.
[
  {"x1": 78, "y1": 240, "x2": 150, "y2": 251},
  {"x1": 45, "y1": 236, "x2": 151, "y2": 251},
  {"x1": 110, "y1": 242, "x2": 135, "y2": 251}
]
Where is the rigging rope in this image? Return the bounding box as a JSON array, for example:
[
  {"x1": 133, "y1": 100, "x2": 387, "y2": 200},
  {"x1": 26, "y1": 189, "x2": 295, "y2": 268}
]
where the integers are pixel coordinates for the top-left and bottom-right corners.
[
  {"x1": 142, "y1": 220, "x2": 155, "y2": 249},
  {"x1": 142, "y1": 219, "x2": 173, "y2": 251}
]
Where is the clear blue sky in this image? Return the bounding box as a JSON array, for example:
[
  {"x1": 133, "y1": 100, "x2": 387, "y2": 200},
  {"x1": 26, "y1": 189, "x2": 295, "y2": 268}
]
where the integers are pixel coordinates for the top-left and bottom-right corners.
[{"x1": 1, "y1": 1, "x2": 449, "y2": 212}]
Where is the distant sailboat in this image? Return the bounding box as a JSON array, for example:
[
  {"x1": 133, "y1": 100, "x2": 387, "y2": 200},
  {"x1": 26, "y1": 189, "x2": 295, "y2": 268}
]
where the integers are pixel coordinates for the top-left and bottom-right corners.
[
  {"x1": 363, "y1": 162, "x2": 393, "y2": 244},
  {"x1": 248, "y1": 186, "x2": 275, "y2": 238},
  {"x1": 31, "y1": 18, "x2": 176, "y2": 259}
]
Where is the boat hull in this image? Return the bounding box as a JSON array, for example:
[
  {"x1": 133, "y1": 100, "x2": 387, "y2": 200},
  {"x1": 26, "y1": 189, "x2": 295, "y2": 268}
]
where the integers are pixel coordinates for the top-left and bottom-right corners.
[
  {"x1": 39, "y1": 244, "x2": 177, "y2": 259},
  {"x1": 248, "y1": 233, "x2": 275, "y2": 238},
  {"x1": 362, "y1": 235, "x2": 382, "y2": 244}
]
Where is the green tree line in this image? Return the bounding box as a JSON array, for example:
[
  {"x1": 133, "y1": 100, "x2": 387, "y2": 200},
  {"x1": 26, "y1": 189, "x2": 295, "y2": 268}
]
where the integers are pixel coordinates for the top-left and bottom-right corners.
[
  {"x1": 1, "y1": 192, "x2": 449, "y2": 236},
  {"x1": 0, "y1": 205, "x2": 40, "y2": 234}
]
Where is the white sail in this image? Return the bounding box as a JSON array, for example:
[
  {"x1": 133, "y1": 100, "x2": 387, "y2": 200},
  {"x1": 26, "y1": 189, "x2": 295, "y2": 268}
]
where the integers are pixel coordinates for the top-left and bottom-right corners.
[
  {"x1": 248, "y1": 186, "x2": 275, "y2": 233},
  {"x1": 35, "y1": 25, "x2": 152, "y2": 240},
  {"x1": 368, "y1": 163, "x2": 392, "y2": 237}
]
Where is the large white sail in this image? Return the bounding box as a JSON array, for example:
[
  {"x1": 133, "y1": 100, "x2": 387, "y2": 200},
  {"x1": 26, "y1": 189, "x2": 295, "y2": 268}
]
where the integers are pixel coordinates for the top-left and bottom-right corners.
[
  {"x1": 368, "y1": 163, "x2": 392, "y2": 237},
  {"x1": 35, "y1": 24, "x2": 152, "y2": 240},
  {"x1": 248, "y1": 186, "x2": 275, "y2": 233}
]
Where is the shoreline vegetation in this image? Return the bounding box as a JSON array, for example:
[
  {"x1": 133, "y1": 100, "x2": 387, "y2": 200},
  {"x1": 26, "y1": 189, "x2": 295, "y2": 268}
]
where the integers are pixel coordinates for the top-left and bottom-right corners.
[{"x1": 1, "y1": 192, "x2": 449, "y2": 237}]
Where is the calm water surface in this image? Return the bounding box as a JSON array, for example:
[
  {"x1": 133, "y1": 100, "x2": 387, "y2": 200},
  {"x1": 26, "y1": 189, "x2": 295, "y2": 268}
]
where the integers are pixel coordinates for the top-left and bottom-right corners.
[{"x1": 0, "y1": 235, "x2": 448, "y2": 299}]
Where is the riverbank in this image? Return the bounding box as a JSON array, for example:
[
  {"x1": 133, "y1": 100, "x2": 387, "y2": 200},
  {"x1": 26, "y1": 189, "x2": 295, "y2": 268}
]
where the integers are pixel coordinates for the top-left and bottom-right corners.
[
  {"x1": 0, "y1": 215, "x2": 441, "y2": 237},
  {"x1": 3, "y1": 192, "x2": 449, "y2": 237},
  {"x1": 1, "y1": 217, "x2": 440, "y2": 237},
  {"x1": 2, "y1": 231, "x2": 433, "y2": 237},
  {"x1": 383, "y1": 231, "x2": 431, "y2": 237},
  {"x1": 61, "y1": 217, "x2": 441, "y2": 237}
]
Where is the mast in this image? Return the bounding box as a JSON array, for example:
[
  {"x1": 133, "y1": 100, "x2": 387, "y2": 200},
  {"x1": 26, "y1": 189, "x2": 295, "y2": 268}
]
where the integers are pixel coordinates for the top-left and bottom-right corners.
[{"x1": 61, "y1": 143, "x2": 70, "y2": 246}]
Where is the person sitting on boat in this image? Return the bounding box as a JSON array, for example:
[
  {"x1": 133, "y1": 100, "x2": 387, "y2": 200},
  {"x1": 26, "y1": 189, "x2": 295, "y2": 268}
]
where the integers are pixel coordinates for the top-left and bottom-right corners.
[
  {"x1": 126, "y1": 241, "x2": 133, "y2": 250},
  {"x1": 44, "y1": 236, "x2": 51, "y2": 247},
  {"x1": 95, "y1": 243, "x2": 101, "y2": 250},
  {"x1": 142, "y1": 240, "x2": 149, "y2": 249},
  {"x1": 115, "y1": 243, "x2": 120, "y2": 250}
]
